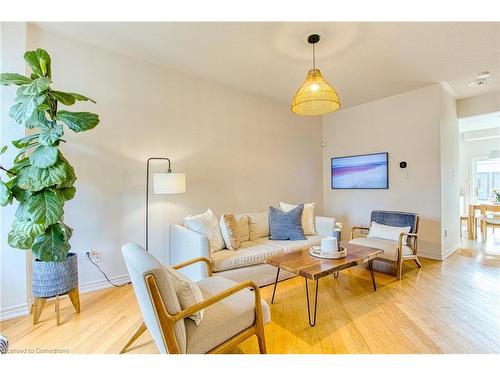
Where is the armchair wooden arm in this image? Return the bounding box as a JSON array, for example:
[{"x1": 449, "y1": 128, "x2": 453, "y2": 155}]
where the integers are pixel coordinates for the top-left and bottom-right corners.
[
  {"x1": 351, "y1": 226, "x2": 370, "y2": 240},
  {"x1": 173, "y1": 256, "x2": 213, "y2": 277},
  {"x1": 399, "y1": 232, "x2": 419, "y2": 254}
]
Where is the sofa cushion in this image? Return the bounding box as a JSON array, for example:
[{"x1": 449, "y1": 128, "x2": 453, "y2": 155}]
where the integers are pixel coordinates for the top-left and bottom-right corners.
[
  {"x1": 219, "y1": 214, "x2": 241, "y2": 250},
  {"x1": 280, "y1": 201, "x2": 316, "y2": 235},
  {"x1": 247, "y1": 211, "x2": 269, "y2": 240},
  {"x1": 348, "y1": 237, "x2": 413, "y2": 261},
  {"x1": 186, "y1": 276, "x2": 270, "y2": 353},
  {"x1": 269, "y1": 205, "x2": 306, "y2": 240},
  {"x1": 184, "y1": 209, "x2": 225, "y2": 254},
  {"x1": 254, "y1": 235, "x2": 321, "y2": 253},
  {"x1": 236, "y1": 214, "x2": 250, "y2": 242},
  {"x1": 211, "y1": 241, "x2": 285, "y2": 272}
]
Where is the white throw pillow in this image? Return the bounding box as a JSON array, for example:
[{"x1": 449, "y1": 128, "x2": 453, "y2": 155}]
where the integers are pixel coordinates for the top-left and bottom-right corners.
[
  {"x1": 247, "y1": 211, "x2": 269, "y2": 240},
  {"x1": 280, "y1": 202, "x2": 316, "y2": 235},
  {"x1": 164, "y1": 265, "x2": 204, "y2": 326},
  {"x1": 184, "y1": 209, "x2": 225, "y2": 253},
  {"x1": 235, "y1": 214, "x2": 250, "y2": 242},
  {"x1": 367, "y1": 221, "x2": 411, "y2": 243}
]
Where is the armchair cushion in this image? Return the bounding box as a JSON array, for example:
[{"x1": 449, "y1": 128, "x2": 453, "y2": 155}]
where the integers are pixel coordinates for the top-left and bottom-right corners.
[
  {"x1": 164, "y1": 265, "x2": 204, "y2": 326},
  {"x1": 349, "y1": 237, "x2": 413, "y2": 261},
  {"x1": 371, "y1": 210, "x2": 418, "y2": 233},
  {"x1": 367, "y1": 221, "x2": 411, "y2": 242},
  {"x1": 186, "y1": 276, "x2": 270, "y2": 354}
]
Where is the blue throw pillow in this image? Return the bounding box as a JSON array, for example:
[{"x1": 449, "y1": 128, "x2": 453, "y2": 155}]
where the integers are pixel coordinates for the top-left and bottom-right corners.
[{"x1": 269, "y1": 204, "x2": 307, "y2": 241}]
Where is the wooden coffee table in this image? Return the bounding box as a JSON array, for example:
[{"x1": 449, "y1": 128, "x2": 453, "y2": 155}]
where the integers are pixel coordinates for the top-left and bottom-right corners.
[{"x1": 265, "y1": 242, "x2": 382, "y2": 326}]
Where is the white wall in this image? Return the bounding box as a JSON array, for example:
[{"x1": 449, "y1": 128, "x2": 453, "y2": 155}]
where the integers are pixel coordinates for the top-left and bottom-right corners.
[
  {"x1": 0, "y1": 23, "x2": 32, "y2": 320},
  {"x1": 439, "y1": 87, "x2": 460, "y2": 257},
  {"x1": 457, "y1": 92, "x2": 500, "y2": 118},
  {"x1": 22, "y1": 25, "x2": 323, "y2": 296},
  {"x1": 322, "y1": 84, "x2": 458, "y2": 259}
]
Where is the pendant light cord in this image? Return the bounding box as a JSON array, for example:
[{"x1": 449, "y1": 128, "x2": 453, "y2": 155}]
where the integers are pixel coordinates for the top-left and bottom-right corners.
[{"x1": 312, "y1": 42, "x2": 316, "y2": 70}]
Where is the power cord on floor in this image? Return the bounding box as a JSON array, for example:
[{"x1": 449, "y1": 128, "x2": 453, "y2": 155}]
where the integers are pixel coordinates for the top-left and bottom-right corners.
[{"x1": 85, "y1": 252, "x2": 131, "y2": 288}]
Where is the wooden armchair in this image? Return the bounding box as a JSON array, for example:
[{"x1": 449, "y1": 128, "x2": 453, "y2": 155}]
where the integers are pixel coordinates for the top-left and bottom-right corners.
[
  {"x1": 120, "y1": 243, "x2": 269, "y2": 354},
  {"x1": 349, "y1": 211, "x2": 421, "y2": 280}
]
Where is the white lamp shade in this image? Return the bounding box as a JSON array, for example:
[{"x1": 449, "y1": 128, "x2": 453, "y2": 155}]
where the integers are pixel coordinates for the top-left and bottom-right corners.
[{"x1": 153, "y1": 172, "x2": 186, "y2": 194}]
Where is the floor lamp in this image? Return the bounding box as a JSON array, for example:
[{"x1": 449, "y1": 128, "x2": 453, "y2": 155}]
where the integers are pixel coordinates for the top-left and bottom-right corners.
[{"x1": 146, "y1": 157, "x2": 186, "y2": 251}]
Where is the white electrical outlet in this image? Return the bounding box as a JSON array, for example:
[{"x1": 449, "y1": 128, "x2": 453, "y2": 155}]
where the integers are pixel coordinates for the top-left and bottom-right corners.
[{"x1": 89, "y1": 250, "x2": 102, "y2": 263}]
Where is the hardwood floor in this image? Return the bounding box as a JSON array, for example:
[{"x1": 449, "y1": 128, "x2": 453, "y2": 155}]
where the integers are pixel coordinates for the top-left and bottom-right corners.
[{"x1": 2, "y1": 235, "x2": 500, "y2": 354}]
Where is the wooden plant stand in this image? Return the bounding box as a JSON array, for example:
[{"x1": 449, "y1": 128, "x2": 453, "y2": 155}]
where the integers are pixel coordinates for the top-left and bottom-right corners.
[{"x1": 32, "y1": 288, "x2": 81, "y2": 326}]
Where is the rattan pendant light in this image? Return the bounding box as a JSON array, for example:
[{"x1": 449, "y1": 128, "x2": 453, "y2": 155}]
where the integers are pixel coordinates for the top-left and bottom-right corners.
[{"x1": 291, "y1": 34, "x2": 341, "y2": 116}]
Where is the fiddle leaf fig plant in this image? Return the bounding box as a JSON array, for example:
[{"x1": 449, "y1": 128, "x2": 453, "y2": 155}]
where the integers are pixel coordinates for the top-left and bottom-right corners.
[{"x1": 0, "y1": 48, "x2": 99, "y2": 262}]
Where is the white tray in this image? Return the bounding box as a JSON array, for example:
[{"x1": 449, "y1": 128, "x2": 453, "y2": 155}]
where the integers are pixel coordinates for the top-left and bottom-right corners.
[{"x1": 309, "y1": 245, "x2": 347, "y2": 259}]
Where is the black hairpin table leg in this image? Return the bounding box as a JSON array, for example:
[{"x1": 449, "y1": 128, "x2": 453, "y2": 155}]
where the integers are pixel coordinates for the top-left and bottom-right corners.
[
  {"x1": 271, "y1": 268, "x2": 280, "y2": 304},
  {"x1": 305, "y1": 278, "x2": 319, "y2": 327},
  {"x1": 368, "y1": 260, "x2": 377, "y2": 291}
]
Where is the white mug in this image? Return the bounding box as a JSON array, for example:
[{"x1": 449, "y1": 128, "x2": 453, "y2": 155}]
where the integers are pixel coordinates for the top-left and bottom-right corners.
[{"x1": 321, "y1": 237, "x2": 338, "y2": 254}]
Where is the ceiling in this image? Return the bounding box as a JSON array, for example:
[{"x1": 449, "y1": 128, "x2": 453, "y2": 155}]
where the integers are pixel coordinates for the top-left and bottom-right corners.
[{"x1": 33, "y1": 22, "x2": 500, "y2": 108}]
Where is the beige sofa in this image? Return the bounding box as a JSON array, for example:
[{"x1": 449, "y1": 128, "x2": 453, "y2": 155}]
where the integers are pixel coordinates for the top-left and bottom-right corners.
[{"x1": 170, "y1": 213, "x2": 336, "y2": 286}]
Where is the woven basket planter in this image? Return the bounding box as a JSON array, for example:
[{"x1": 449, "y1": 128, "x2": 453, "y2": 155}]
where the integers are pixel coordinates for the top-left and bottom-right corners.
[{"x1": 32, "y1": 253, "x2": 79, "y2": 298}]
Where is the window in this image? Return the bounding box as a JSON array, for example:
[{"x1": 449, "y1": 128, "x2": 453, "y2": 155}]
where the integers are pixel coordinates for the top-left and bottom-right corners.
[{"x1": 474, "y1": 159, "x2": 500, "y2": 201}]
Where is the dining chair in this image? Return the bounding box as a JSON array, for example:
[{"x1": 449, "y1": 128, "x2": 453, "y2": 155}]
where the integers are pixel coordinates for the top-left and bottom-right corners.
[{"x1": 480, "y1": 205, "x2": 500, "y2": 242}]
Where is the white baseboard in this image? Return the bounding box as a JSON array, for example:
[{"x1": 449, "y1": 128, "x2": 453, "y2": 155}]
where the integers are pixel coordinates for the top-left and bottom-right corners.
[
  {"x1": 78, "y1": 274, "x2": 131, "y2": 294},
  {"x1": 417, "y1": 250, "x2": 443, "y2": 260},
  {"x1": 441, "y1": 244, "x2": 461, "y2": 260},
  {"x1": 0, "y1": 274, "x2": 131, "y2": 322},
  {"x1": 0, "y1": 303, "x2": 30, "y2": 321},
  {"x1": 418, "y1": 244, "x2": 461, "y2": 261}
]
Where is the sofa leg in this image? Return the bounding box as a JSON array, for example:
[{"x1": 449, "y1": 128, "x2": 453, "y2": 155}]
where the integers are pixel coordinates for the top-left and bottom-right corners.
[{"x1": 413, "y1": 257, "x2": 422, "y2": 268}]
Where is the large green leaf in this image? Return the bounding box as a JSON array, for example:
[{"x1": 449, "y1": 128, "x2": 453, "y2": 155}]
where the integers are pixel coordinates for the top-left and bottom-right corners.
[
  {"x1": 0, "y1": 179, "x2": 12, "y2": 206},
  {"x1": 16, "y1": 157, "x2": 68, "y2": 192},
  {"x1": 68, "y1": 92, "x2": 96, "y2": 103},
  {"x1": 24, "y1": 49, "x2": 51, "y2": 78},
  {"x1": 32, "y1": 223, "x2": 71, "y2": 262},
  {"x1": 39, "y1": 123, "x2": 64, "y2": 146},
  {"x1": 12, "y1": 134, "x2": 39, "y2": 149},
  {"x1": 8, "y1": 218, "x2": 47, "y2": 250},
  {"x1": 56, "y1": 155, "x2": 77, "y2": 188},
  {"x1": 0, "y1": 73, "x2": 32, "y2": 86},
  {"x1": 14, "y1": 200, "x2": 29, "y2": 220},
  {"x1": 25, "y1": 110, "x2": 48, "y2": 129},
  {"x1": 57, "y1": 186, "x2": 76, "y2": 201},
  {"x1": 28, "y1": 188, "x2": 64, "y2": 225},
  {"x1": 23, "y1": 77, "x2": 51, "y2": 95},
  {"x1": 29, "y1": 145, "x2": 58, "y2": 168},
  {"x1": 51, "y1": 90, "x2": 76, "y2": 106},
  {"x1": 57, "y1": 111, "x2": 99, "y2": 132},
  {"x1": 8, "y1": 157, "x2": 31, "y2": 178},
  {"x1": 9, "y1": 93, "x2": 46, "y2": 124}
]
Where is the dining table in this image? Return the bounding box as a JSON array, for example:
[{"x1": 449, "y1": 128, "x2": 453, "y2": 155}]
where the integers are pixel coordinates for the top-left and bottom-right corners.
[{"x1": 468, "y1": 202, "x2": 500, "y2": 239}]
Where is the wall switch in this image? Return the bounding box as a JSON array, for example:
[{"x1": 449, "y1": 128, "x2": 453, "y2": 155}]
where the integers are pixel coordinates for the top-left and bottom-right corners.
[{"x1": 88, "y1": 250, "x2": 102, "y2": 263}]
